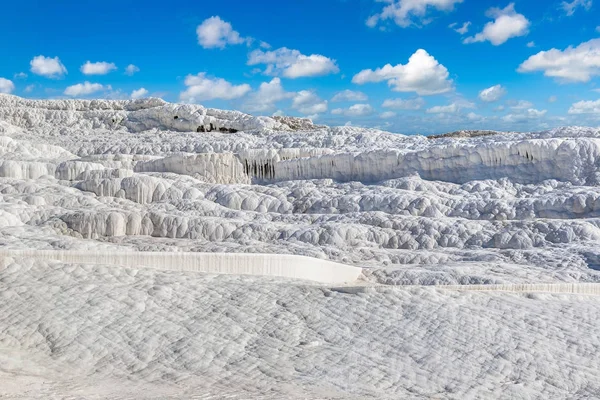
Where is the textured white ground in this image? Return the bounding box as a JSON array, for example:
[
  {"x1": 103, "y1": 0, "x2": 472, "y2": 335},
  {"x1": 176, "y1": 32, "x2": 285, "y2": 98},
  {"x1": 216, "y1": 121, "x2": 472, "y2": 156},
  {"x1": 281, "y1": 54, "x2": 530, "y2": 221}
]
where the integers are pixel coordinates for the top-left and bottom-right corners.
[{"x1": 1, "y1": 94, "x2": 600, "y2": 398}]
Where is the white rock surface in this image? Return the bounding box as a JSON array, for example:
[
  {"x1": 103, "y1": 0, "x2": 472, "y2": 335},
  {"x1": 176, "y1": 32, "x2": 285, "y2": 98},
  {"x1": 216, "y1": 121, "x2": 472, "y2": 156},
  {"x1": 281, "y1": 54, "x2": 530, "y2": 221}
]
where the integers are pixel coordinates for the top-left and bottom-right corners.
[
  {"x1": 1, "y1": 259, "x2": 600, "y2": 399},
  {"x1": 1, "y1": 94, "x2": 600, "y2": 398}
]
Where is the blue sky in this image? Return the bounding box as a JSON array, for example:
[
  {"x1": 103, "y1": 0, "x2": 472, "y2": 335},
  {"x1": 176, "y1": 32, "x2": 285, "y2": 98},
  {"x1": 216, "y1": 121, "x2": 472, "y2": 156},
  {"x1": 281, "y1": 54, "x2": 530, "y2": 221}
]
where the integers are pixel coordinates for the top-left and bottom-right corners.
[{"x1": 1, "y1": 0, "x2": 599, "y2": 134}]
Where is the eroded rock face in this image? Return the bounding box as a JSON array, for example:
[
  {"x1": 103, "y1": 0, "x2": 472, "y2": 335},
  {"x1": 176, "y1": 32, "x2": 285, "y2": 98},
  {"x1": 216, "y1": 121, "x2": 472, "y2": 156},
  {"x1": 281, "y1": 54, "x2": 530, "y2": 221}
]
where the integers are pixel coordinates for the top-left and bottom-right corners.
[
  {"x1": 0, "y1": 93, "x2": 288, "y2": 134},
  {"x1": 273, "y1": 115, "x2": 325, "y2": 131}
]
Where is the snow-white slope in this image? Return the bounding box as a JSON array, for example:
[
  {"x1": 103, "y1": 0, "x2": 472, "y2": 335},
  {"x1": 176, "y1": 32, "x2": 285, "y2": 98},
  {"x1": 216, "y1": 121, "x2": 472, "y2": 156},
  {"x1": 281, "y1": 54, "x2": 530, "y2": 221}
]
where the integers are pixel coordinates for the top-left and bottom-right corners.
[
  {"x1": 2, "y1": 259, "x2": 600, "y2": 399},
  {"x1": 1, "y1": 94, "x2": 600, "y2": 398}
]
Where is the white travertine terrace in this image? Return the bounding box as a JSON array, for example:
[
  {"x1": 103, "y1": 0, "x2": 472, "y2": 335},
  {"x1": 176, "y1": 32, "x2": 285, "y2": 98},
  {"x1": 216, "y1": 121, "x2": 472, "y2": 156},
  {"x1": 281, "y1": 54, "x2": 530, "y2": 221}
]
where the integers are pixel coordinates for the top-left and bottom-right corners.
[
  {"x1": 0, "y1": 250, "x2": 363, "y2": 284},
  {"x1": 2, "y1": 94, "x2": 600, "y2": 398}
]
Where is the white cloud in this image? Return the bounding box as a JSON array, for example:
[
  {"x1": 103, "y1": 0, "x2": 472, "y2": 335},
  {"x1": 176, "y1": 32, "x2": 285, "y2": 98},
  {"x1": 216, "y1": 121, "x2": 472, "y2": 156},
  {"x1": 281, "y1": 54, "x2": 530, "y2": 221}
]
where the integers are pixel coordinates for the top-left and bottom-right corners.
[
  {"x1": 80, "y1": 61, "x2": 117, "y2": 75},
  {"x1": 568, "y1": 99, "x2": 600, "y2": 114},
  {"x1": 382, "y1": 97, "x2": 425, "y2": 110},
  {"x1": 427, "y1": 103, "x2": 459, "y2": 113},
  {"x1": 494, "y1": 105, "x2": 505, "y2": 111},
  {"x1": 502, "y1": 108, "x2": 547, "y2": 122},
  {"x1": 331, "y1": 90, "x2": 368, "y2": 102},
  {"x1": 463, "y1": 3, "x2": 529, "y2": 46},
  {"x1": 466, "y1": 112, "x2": 484, "y2": 121},
  {"x1": 426, "y1": 100, "x2": 475, "y2": 113},
  {"x1": 548, "y1": 95, "x2": 558, "y2": 103},
  {"x1": 24, "y1": 84, "x2": 35, "y2": 93},
  {"x1": 450, "y1": 21, "x2": 471, "y2": 34},
  {"x1": 64, "y1": 81, "x2": 108, "y2": 96},
  {"x1": 380, "y1": 111, "x2": 397, "y2": 119},
  {"x1": 352, "y1": 49, "x2": 453, "y2": 95},
  {"x1": 125, "y1": 64, "x2": 140, "y2": 76},
  {"x1": 196, "y1": 16, "x2": 247, "y2": 49},
  {"x1": 248, "y1": 47, "x2": 339, "y2": 78},
  {"x1": 509, "y1": 100, "x2": 534, "y2": 109},
  {"x1": 0, "y1": 78, "x2": 15, "y2": 94},
  {"x1": 332, "y1": 103, "x2": 375, "y2": 117},
  {"x1": 243, "y1": 78, "x2": 293, "y2": 112},
  {"x1": 179, "y1": 73, "x2": 251, "y2": 102},
  {"x1": 131, "y1": 88, "x2": 149, "y2": 99},
  {"x1": 99, "y1": 89, "x2": 128, "y2": 100},
  {"x1": 518, "y1": 38, "x2": 600, "y2": 82},
  {"x1": 366, "y1": 15, "x2": 380, "y2": 28},
  {"x1": 478, "y1": 84, "x2": 506, "y2": 102},
  {"x1": 13, "y1": 72, "x2": 27, "y2": 79},
  {"x1": 367, "y1": 0, "x2": 464, "y2": 28},
  {"x1": 292, "y1": 91, "x2": 328, "y2": 114},
  {"x1": 30, "y1": 55, "x2": 67, "y2": 78},
  {"x1": 561, "y1": 0, "x2": 592, "y2": 16},
  {"x1": 527, "y1": 41, "x2": 535, "y2": 48},
  {"x1": 244, "y1": 80, "x2": 328, "y2": 115},
  {"x1": 596, "y1": 26, "x2": 600, "y2": 33}
]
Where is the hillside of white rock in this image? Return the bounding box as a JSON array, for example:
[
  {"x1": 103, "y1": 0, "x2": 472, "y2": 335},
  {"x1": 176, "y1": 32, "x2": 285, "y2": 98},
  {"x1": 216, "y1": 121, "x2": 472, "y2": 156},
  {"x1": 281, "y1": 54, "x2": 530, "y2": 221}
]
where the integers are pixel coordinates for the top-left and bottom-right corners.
[{"x1": 1, "y1": 94, "x2": 600, "y2": 398}]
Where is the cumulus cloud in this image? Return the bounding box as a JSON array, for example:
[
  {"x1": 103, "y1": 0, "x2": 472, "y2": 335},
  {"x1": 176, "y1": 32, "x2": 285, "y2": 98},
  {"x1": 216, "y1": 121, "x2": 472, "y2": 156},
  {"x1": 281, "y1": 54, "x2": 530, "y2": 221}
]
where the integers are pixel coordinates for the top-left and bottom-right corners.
[
  {"x1": 13, "y1": 72, "x2": 27, "y2": 79},
  {"x1": 125, "y1": 64, "x2": 140, "y2": 76},
  {"x1": 179, "y1": 73, "x2": 251, "y2": 102},
  {"x1": 248, "y1": 47, "x2": 339, "y2": 78},
  {"x1": 243, "y1": 78, "x2": 294, "y2": 112},
  {"x1": 478, "y1": 84, "x2": 506, "y2": 102},
  {"x1": 24, "y1": 84, "x2": 35, "y2": 93},
  {"x1": 450, "y1": 21, "x2": 471, "y2": 34},
  {"x1": 426, "y1": 103, "x2": 459, "y2": 113},
  {"x1": 64, "y1": 82, "x2": 108, "y2": 96},
  {"x1": 196, "y1": 16, "x2": 247, "y2": 49},
  {"x1": 466, "y1": 112, "x2": 485, "y2": 121},
  {"x1": 131, "y1": 88, "x2": 149, "y2": 99},
  {"x1": 568, "y1": 99, "x2": 600, "y2": 114},
  {"x1": 561, "y1": 0, "x2": 592, "y2": 16},
  {"x1": 548, "y1": 95, "x2": 558, "y2": 103},
  {"x1": 382, "y1": 97, "x2": 425, "y2": 110},
  {"x1": 352, "y1": 49, "x2": 453, "y2": 95},
  {"x1": 367, "y1": 0, "x2": 463, "y2": 28},
  {"x1": 0, "y1": 78, "x2": 15, "y2": 94},
  {"x1": 331, "y1": 90, "x2": 368, "y2": 102},
  {"x1": 292, "y1": 91, "x2": 328, "y2": 114},
  {"x1": 426, "y1": 100, "x2": 475, "y2": 113},
  {"x1": 502, "y1": 108, "x2": 547, "y2": 122},
  {"x1": 30, "y1": 55, "x2": 67, "y2": 78},
  {"x1": 332, "y1": 103, "x2": 375, "y2": 117},
  {"x1": 80, "y1": 61, "x2": 117, "y2": 75},
  {"x1": 463, "y1": 3, "x2": 529, "y2": 46},
  {"x1": 380, "y1": 111, "x2": 397, "y2": 119},
  {"x1": 509, "y1": 100, "x2": 534, "y2": 109},
  {"x1": 518, "y1": 38, "x2": 600, "y2": 82},
  {"x1": 527, "y1": 41, "x2": 535, "y2": 48}
]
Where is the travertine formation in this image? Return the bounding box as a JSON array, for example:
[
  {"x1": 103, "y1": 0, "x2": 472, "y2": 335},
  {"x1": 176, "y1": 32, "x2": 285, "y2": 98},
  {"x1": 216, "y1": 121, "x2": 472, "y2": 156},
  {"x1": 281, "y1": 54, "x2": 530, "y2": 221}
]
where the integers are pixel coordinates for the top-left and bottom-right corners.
[{"x1": 1, "y1": 94, "x2": 600, "y2": 399}]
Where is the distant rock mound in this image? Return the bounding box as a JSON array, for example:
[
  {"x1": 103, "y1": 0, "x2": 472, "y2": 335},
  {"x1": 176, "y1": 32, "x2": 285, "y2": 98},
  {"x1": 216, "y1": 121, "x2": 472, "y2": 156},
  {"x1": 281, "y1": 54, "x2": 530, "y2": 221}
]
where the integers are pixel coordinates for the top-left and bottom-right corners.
[
  {"x1": 272, "y1": 115, "x2": 325, "y2": 131},
  {"x1": 0, "y1": 93, "x2": 289, "y2": 134},
  {"x1": 428, "y1": 130, "x2": 509, "y2": 139}
]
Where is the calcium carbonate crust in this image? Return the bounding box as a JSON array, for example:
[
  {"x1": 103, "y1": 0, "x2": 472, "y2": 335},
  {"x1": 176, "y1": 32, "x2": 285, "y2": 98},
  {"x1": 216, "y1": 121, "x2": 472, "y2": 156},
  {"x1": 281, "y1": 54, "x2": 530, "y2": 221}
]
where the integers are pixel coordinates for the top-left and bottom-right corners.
[{"x1": 2, "y1": 94, "x2": 600, "y2": 398}]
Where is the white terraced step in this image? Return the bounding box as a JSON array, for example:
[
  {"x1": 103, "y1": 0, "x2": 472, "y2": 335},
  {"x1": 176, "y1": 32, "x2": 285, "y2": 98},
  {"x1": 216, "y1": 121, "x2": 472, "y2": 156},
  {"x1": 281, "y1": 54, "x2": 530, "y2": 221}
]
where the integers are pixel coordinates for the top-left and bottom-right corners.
[
  {"x1": 0, "y1": 250, "x2": 364, "y2": 285},
  {"x1": 331, "y1": 282, "x2": 600, "y2": 295}
]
